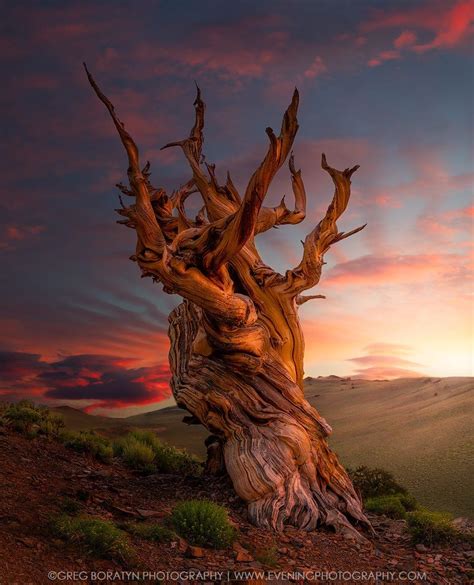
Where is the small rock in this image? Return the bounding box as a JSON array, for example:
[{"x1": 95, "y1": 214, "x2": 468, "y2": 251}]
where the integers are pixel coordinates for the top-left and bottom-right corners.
[
  {"x1": 236, "y1": 550, "x2": 254, "y2": 562},
  {"x1": 416, "y1": 544, "x2": 428, "y2": 553},
  {"x1": 110, "y1": 505, "x2": 137, "y2": 517},
  {"x1": 187, "y1": 545, "x2": 205, "y2": 558},
  {"x1": 136, "y1": 508, "x2": 164, "y2": 518},
  {"x1": 17, "y1": 537, "x2": 35, "y2": 548}
]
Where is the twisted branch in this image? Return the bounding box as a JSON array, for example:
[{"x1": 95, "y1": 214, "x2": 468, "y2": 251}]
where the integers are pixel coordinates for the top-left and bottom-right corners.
[{"x1": 283, "y1": 153, "x2": 366, "y2": 294}]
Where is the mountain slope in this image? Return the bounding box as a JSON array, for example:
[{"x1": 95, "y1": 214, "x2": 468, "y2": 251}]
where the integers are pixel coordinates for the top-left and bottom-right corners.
[{"x1": 53, "y1": 377, "x2": 473, "y2": 517}]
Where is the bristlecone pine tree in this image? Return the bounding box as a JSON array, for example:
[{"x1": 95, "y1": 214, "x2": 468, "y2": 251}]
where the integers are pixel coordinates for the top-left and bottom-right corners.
[{"x1": 85, "y1": 64, "x2": 370, "y2": 539}]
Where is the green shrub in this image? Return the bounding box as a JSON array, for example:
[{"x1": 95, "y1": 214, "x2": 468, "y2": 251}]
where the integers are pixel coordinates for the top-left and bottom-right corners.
[
  {"x1": 153, "y1": 442, "x2": 202, "y2": 475},
  {"x1": 171, "y1": 500, "x2": 235, "y2": 548},
  {"x1": 365, "y1": 494, "x2": 408, "y2": 519},
  {"x1": 129, "y1": 430, "x2": 162, "y2": 450},
  {"x1": 406, "y1": 509, "x2": 456, "y2": 545},
  {"x1": 348, "y1": 466, "x2": 407, "y2": 499},
  {"x1": 119, "y1": 436, "x2": 156, "y2": 471},
  {"x1": 52, "y1": 514, "x2": 131, "y2": 561},
  {"x1": 398, "y1": 492, "x2": 418, "y2": 512},
  {"x1": 114, "y1": 431, "x2": 202, "y2": 475},
  {"x1": 126, "y1": 522, "x2": 175, "y2": 543},
  {"x1": 2, "y1": 401, "x2": 64, "y2": 436},
  {"x1": 60, "y1": 431, "x2": 113, "y2": 463}
]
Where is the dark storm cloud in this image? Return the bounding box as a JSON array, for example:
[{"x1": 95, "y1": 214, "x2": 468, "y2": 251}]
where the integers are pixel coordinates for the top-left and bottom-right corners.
[{"x1": 0, "y1": 351, "x2": 171, "y2": 409}]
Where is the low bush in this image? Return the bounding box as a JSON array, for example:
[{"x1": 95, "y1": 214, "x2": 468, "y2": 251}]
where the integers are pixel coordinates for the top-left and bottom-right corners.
[
  {"x1": 120, "y1": 436, "x2": 155, "y2": 471},
  {"x1": 52, "y1": 514, "x2": 132, "y2": 561},
  {"x1": 126, "y1": 522, "x2": 175, "y2": 543},
  {"x1": 60, "y1": 430, "x2": 113, "y2": 463},
  {"x1": 153, "y1": 442, "x2": 202, "y2": 475},
  {"x1": 114, "y1": 431, "x2": 202, "y2": 475},
  {"x1": 406, "y1": 509, "x2": 457, "y2": 545},
  {"x1": 254, "y1": 544, "x2": 279, "y2": 567},
  {"x1": 348, "y1": 466, "x2": 407, "y2": 499},
  {"x1": 365, "y1": 494, "x2": 408, "y2": 519},
  {"x1": 171, "y1": 500, "x2": 235, "y2": 548},
  {"x1": 398, "y1": 492, "x2": 418, "y2": 512},
  {"x1": 1, "y1": 400, "x2": 64, "y2": 437}
]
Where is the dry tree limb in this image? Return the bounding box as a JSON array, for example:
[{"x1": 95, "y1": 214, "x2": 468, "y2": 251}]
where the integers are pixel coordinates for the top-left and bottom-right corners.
[{"x1": 282, "y1": 153, "x2": 366, "y2": 294}]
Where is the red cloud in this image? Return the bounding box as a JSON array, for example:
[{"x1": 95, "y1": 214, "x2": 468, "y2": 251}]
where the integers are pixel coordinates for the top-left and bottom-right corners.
[
  {"x1": 0, "y1": 351, "x2": 171, "y2": 413},
  {"x1": 394, "y1": 30, "x2": 418, "y2": 49},
  {"x1": 0, "y1": 224, "x2": 45, "y2": 251},
  {"x1": 414, "y1": 0, "x2": 474, "y2": 52},
  {"x1": 303, "y1": 56, "x2": 327, "y2": 79},
  {"x1": 363, "y1": 0, "x2": 474, "y2": 66}
]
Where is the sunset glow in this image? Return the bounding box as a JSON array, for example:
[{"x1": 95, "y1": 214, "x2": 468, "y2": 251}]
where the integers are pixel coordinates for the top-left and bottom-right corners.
[{"x1": 0, "y1": 0, "x2": 472, "y2": 415}]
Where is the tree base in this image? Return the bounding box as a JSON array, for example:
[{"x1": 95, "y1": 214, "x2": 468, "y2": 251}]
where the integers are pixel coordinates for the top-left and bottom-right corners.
[{"x1": 169, "y1": 302, "x2": 371, "y2": 540}]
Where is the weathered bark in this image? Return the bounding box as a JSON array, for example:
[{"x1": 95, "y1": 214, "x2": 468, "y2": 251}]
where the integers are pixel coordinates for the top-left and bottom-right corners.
[{"x1": 86, "y1": 65, "x2": 370, "y2": 538}]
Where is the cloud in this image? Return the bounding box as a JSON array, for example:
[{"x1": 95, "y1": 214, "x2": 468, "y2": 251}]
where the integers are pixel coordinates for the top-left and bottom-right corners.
[
  {"x1": 0, "y1": 351, "x2": 171, "y2": 412},
  {"x1": 0, "y1": 223, "x2": 45, "y2": 251},
  {"x1": 303, "y1": 56, "x2": 327, "y2": 79},
  {"x1": 323, "y1": 252, "x2": 468, "y2": 287},
  {"x1": 393, "y1": 30, "x2": 418, "y2": 49},
  {"x1": 347, "y1": 343, "x2": 424, "y2": 379},
  {"x1": 364, "y1": 342, "x2": 413, "y2": 356},
  {"x1": 363, "y1": 0, "x2": 474, "y2": 66}
]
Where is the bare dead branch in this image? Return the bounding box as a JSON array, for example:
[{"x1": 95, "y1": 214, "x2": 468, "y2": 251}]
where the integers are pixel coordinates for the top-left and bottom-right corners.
[
  {"x1": 200, "y1": 90, "x2": 300, "y2": 272},
  {"x1": 256, "y1": 151, "x2": 306, "y2": 234},
  {"x1": 161, "y1": 86, "x2": 236, "y2": 221},
  {"x1": 296, "y1": 294, "x2": 326, "y2": 305},
  {"x1": 84, "y1": 63, "x2": 166, "y2": 259},
  {"x1": 283, "y1": 153, "x2": 365, "y2": 293}
]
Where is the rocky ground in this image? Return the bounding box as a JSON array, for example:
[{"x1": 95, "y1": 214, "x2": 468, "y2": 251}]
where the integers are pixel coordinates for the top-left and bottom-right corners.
[{"x1": 0, "y1": 428, "x2": 471, "y2": 585}]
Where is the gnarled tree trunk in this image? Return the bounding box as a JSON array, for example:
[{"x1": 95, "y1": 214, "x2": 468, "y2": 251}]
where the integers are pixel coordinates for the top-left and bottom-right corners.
[{"x1": 86, "y1": 65, "x2": 370, "y2": 539}]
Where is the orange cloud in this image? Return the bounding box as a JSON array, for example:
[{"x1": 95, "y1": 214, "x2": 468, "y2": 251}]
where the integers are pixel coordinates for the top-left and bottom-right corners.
[
  {"x1": 347, "y1": 343, "x2": 424, "y2": 379},
  {"x1": 323, "y1": 253, "x2": 467, "y2": 287}
]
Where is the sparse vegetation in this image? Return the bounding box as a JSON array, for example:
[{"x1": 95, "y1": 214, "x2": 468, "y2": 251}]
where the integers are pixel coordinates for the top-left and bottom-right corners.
[
  {"x1": 171, "y1": 500, "x2": 235, "y2": 548},
  {"x1": 406, "y1": 509, "x2": 457, "y2": 545},
  {"x1": 126, "y1": 522, "x2": 175, "y2": 543},
  {"x1": 153, "y1": 441, "x2": 202, "y2": 474},
  {"x1": 119, "y1": 436, "x2": 156, "y2": 471},
  {"x1": 113, "y1": 431, "x2": 202, "y2": 475},
  {"x1": 1, "y1": 400, "x2": 64, "y2": 437},
  {"x1": 60, "y1": 430, "x2": 113, "y2": 463},
  {"x1": 365, "y1": 494, "x2": 410, "y2": 519},
  {"x1": 348, "y1": 466, "x2": 407, "y2": 499},
  {"x1": 52, "y1": 514, "x2": 132, "y2": 561},
  {"x1": 254, "y1": 544, "x2": 279, "y2": 567}
]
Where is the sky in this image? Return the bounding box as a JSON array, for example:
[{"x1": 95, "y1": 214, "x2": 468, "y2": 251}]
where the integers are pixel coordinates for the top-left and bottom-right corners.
[{"x1": 0, "y1": 0, "x2": 472, "y2": 416}]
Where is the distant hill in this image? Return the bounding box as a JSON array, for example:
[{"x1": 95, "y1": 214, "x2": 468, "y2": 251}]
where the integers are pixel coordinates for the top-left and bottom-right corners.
[{"x1": 53, "y1": 376, "x2": 474, "y2": 517}]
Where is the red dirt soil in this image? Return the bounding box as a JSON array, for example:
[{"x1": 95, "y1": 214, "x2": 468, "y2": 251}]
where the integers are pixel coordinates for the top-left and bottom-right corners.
[{"x1": 0, "y1": 428, "x2": 471, "y2": 584}]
